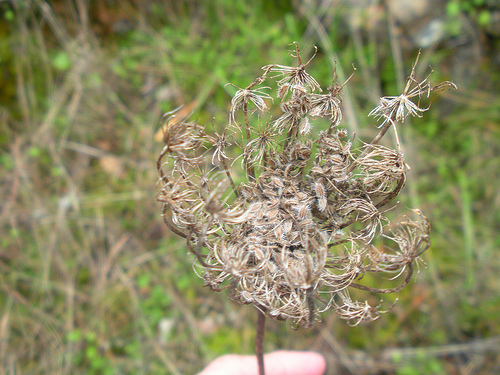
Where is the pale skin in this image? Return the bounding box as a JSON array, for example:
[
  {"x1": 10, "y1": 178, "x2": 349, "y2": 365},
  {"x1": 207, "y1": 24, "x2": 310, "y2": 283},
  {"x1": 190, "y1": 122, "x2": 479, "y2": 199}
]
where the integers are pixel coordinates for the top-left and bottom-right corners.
[{"x1": 198, "y1": 350, "x2": 327, "y2": 375}]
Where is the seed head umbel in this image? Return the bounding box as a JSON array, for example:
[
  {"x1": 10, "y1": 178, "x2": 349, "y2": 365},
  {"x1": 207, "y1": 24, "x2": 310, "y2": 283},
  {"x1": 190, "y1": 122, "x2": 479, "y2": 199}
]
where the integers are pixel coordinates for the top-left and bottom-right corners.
[{"x1": 157, "y1": 44, "x2": 455, "y2": 330}]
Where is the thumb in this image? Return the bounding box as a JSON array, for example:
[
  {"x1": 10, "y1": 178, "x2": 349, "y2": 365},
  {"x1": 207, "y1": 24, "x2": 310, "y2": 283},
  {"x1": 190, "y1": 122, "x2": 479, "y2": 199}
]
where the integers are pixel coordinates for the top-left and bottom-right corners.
[{"x1": 198, "y1": 350, "x2": 326, "y2": 375}]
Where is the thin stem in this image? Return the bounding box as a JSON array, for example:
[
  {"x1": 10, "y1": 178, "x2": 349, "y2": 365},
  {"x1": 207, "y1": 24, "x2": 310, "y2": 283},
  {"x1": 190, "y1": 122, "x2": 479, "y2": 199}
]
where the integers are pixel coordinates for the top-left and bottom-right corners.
[
  {"x1": 185, "y1": 233, "x2": 212, "y2": 269},
  {"x1": 161, "y1": 206, "x2": 187, "y2": 239},
  {"x1": 256, "y1": 308, "x2": 266, "y2": 375},
  {"x1": 350, "y1": 263, "x2": 414, "y2": 294},
  {"x1": 327, "y1": 237, "x2": 351, "y2": 249},
  {"x1": 375, "y1": 176, "x2": 405, "y2": 209},
  {"x1": 346, "y1": 121, "x2": 392, "y2": 174},
  {"x1": 221, "y1": 157, "x2": 239, "y2": 197},
  {"x1": 243, "y1": 102, "x2": 252, "y2": 142},
  {"x1": 283, "y1": 119, "x2": 298, "y2": 149},
  {"x1": 156, "y1": 149, "x2": 169, "y2": 182},
  {"x1": 243, "y1": 102, "x2": 256, "y2": 180},
  {"x1": 307, "y1": 287, "x2": 315, "y2": 327}
]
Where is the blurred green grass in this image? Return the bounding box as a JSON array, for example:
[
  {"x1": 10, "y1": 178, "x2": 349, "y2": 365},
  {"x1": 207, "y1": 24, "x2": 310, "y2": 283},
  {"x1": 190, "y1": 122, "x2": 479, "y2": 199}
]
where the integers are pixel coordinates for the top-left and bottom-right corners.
[{"x1": 0, "y1": 0, "x2": 499, "y2": 374}]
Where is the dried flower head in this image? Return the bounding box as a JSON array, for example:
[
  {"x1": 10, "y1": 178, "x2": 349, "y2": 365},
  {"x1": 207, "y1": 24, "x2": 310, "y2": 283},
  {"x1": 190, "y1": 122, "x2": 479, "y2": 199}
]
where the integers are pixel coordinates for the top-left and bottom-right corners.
[
  {"x1": 369, "y1": 51, "x2": 457, "y2": 126},
  {"x1": 157, "y1": 44, "x2": 455, "y2": 374},
  {"x1": 310, "y1": 62, "x2": 356, "y2": 130},
  {"x1": 263, "y1": 42, "x2": 322, "y2": 97},
  {"x1": 227, "y1": 81, "x2": 272, "y2": 125}
]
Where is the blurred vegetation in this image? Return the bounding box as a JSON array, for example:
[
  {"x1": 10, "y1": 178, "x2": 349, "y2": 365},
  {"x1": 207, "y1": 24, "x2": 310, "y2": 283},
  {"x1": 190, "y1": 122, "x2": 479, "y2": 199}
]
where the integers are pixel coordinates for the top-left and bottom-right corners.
[{"x1": 0, "y1": 0, "x2": 499, "y2": 374}]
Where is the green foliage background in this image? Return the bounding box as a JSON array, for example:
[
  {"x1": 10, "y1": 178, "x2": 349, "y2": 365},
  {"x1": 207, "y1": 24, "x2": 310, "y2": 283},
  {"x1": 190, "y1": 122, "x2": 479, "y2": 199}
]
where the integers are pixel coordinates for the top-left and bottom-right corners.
[{"x1": 0, "y1": 0, "x2": 499, "y2": 374}]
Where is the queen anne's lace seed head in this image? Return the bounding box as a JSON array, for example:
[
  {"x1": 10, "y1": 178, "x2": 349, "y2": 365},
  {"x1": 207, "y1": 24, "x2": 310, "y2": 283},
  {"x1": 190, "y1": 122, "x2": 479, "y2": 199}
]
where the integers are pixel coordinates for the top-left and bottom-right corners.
[
  {"x1": 369, "y1": 52, "x2": 456, "y2": 127},
  {"x1": 157, "y1": 44, "x2": 455, "y2": 327}
]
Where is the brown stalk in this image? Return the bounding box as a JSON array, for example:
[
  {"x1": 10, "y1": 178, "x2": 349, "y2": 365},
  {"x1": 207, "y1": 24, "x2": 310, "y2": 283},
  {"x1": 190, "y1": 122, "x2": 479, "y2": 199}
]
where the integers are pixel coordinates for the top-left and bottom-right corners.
[
  {"x1": 243, "y1": 102, "x2": 256, "y2": 180},
  {"x1": 221, "y1": 157, "x2": 239, "y2": 197},
  {"x1": 256, "y1": 308, "x2": 266, "y2": 375}
]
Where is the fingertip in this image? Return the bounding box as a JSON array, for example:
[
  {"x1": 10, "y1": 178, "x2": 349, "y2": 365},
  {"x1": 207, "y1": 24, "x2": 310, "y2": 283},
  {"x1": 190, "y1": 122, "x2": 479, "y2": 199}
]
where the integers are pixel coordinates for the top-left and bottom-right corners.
[
  {"x1": 265, "y1": 350, "x2": 327, "y2": 375},
  {"x1": 199, "y1": 351, "x2": 327, "y2": 375},
  {"x1": 198, "y1": 354, "x2": 247, "y2": 375}
]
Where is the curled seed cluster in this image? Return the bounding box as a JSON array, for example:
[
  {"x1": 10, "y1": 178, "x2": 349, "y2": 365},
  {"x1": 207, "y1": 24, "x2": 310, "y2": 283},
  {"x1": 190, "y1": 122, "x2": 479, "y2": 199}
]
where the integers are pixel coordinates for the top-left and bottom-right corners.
[{"x1": 157, "y1": 43, "x2": 455, "y2": 327}]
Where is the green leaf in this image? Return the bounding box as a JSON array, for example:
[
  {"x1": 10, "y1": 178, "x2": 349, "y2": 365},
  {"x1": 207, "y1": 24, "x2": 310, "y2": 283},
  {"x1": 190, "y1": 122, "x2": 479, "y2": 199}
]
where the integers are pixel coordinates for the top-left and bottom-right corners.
[
  {"x1": 4, "y1": 9, "x2": 14, "y2": 21},
  {"x1": 52, "y1": 51, "x2": 71, "y2": 71},
  {"x1": 446, "y1": 1, "x2": 460, "y2": 17},
  {"x1": 477, "y1": 10, "x2": 491, "y2": 26},
  {"x1": 67, "y1": 329, "x2": 82, "y2": 342},
  {"x1": 137, "y1": 273, "x2": 151, "y2": 289},
  {"x1": 85, "y1": 345, "x2": 98, "y2": 360},
  {"x1": 0, "y1": 154, "x2": 14, "y2": 170},
  {"x1": 28, "y1": 146, "x2": 42, "y2": 158}
]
